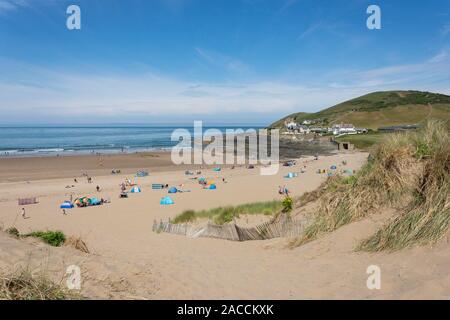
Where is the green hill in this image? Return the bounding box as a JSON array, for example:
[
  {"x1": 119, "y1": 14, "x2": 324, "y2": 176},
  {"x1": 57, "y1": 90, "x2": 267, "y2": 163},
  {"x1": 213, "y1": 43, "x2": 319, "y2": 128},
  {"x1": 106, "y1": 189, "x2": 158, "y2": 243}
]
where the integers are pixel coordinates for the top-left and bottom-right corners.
[{"x1": 270, "y1": 90, "x2": 450, "y2": 130}]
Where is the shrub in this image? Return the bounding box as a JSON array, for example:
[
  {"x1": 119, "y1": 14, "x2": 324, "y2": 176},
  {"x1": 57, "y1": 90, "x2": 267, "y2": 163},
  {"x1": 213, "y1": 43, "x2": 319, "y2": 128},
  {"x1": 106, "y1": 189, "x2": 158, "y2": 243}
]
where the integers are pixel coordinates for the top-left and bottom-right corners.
[
  {"x1": 25, "y1": 231, "x2": 66, "y2": 247},
  {"x1": 282, "y1": 197, "x2": 293, "y2": 213}
]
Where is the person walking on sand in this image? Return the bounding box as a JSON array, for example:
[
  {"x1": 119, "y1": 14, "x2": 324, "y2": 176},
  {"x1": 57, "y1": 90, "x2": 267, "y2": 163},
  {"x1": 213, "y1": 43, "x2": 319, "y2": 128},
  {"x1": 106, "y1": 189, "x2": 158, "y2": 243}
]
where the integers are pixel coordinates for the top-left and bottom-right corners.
[
  {"x1": 21, "y1": 207, "x2": 26, "y2": 219},
  {"x1": 62, "y1": 209, "x2": 66, "y2": 215},
  {"x1": 96, "y1": 185, "x2": 100, "y2": 192}
]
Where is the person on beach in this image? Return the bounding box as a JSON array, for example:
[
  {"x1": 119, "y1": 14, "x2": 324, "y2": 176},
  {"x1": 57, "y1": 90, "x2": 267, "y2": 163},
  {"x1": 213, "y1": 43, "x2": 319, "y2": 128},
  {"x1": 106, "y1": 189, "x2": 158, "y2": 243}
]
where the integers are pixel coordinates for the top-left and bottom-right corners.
[
  {"x1": 21, "y1": 207, "x2": 26, "y2": 219},
  {"x1": 278, "y1": 186, "x2": 284, "y2": 195},
  {"x1": 74, "y1": 178, "x2": 78, "y2": 183},
  {"x1": 62, "y1": 209, "x2": 66, "y2": 215},
  {"x1": 96, "y1": 185, "x2": 100, "y2": 192}
]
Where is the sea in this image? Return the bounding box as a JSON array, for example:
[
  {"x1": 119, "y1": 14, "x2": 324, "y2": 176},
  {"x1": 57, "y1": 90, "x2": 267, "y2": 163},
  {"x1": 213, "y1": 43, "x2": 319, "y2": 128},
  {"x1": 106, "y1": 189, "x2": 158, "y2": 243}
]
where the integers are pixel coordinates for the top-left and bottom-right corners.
[{"x1": 0, "y1": 125, "x2": 264, "y2": 157}]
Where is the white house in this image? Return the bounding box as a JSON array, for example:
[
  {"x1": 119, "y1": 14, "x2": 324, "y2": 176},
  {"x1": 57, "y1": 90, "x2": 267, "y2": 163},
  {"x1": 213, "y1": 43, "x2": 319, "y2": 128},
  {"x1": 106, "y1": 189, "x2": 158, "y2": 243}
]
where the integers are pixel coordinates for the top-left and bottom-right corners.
[
  {"x1": 285, "y1": 120, "x2": 298, "y2": 130},
  {"x1": 297, "y1": 125, "x2": 311, "y2": 134},
  {"x1": 331, "y1": 124, "x2": 357, "y2": 135},
  {"x1": 302, "y1": 120, "x2": 313, "y2": 125}
]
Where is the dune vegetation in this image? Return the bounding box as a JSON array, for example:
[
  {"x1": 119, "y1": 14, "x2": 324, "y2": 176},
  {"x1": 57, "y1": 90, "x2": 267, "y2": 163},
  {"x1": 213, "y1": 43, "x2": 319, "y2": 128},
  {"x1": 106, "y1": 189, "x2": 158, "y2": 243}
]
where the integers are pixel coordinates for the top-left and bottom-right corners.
[
  {"x1": 0, "y1": 268, "x2": 81, "y2": 300},
  {"x1": 172, "y1": 200, "x2": 283, "y2": 225},
  {"x1": 290, "y1": 120, "x2": 449, "y2": 251}
]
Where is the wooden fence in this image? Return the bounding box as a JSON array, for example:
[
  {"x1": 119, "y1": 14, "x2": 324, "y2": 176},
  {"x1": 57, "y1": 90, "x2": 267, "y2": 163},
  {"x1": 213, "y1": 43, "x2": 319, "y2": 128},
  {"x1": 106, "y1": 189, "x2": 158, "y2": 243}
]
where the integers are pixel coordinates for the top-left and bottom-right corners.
[
  {"x1": 152, "y1": 214, "x2": 308, "y2": 241},
  {"x1": 18, "y1": 197, "x2": 39, "y2": 206}
]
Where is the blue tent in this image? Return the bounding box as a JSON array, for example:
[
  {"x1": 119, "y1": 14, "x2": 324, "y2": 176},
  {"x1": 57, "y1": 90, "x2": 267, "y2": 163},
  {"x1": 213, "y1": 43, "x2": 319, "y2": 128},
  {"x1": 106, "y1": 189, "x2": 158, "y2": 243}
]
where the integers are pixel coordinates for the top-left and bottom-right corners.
[
  {"x1": 90, "y1": 198, "x2": 101, "y2": 206},
  {"x1": 168, "y1": 187, "x2": 178, "y2": 194},
  {"x1": 330, "y1": 165, "x2": 337, "y2": 170},
  {"x1": 60, "y1": 201, "x2": 74, "y2": 209},
  {"x1": 284, "y1": 172, "x2": 297, "y2": 179},
  {"x1": 160, "y1": 196, "x2": 174, "y2": 205},
  {"x1": 130, "y1": 186, "x2": 141, "y2": 193},
  {"x1": 208, "y1": 184, "x2": 217, "y2": 190},
  {"x1": 213, "y1": 167, "x2": 221, "y2": 172}
]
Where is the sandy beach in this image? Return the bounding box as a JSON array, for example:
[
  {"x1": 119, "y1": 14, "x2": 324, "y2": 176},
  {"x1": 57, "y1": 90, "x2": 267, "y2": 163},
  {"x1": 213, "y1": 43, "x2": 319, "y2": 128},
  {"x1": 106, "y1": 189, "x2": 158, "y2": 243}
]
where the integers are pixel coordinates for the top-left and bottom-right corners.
[{"x1": 0, "y1": 151, "x2": 448, "y2": 299}]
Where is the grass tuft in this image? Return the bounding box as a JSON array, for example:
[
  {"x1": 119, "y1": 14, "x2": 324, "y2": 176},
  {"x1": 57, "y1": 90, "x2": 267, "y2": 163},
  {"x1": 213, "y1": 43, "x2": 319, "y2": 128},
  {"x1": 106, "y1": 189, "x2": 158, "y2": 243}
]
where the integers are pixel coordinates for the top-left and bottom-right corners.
[
  {"x1": 173, "y1": 200, "x2": 283, "y2": 225},
  {"x1": 24, "y1": 231, "x2": 66, "y2": 247},
  {"x1": 0, "y1": 268, "x2": 81, "y2": 300}
]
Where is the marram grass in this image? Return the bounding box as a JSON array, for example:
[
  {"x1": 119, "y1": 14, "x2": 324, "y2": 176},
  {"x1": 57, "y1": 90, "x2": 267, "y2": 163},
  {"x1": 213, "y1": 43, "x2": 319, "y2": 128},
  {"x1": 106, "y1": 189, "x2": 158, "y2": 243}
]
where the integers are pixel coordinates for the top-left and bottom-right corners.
[
  {"x1": 173, "y1": 200, "x2": 282, "y2": 225},
  {"x1": 290, "y1": 120, "x2": 449, "y2": 251}
]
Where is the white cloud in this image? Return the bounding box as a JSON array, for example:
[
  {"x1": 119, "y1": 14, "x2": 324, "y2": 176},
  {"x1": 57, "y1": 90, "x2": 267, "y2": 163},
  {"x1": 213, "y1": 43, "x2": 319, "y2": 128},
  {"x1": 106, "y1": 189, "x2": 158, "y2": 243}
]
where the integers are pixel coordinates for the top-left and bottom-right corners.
[
  {"x1": 195, "y1": 47, "x2": 250, "y2": 74},
  {"x1": 428, "y1": 51, "x2": 448, "y2": 63},
  {"x1": 441, "y1": 22, "x2": 450, "y2": 36},
  {"x1": 0, "y1": 0, "x2": 30, "y2": 12},
  {"x1": 298, "y1": 22, "x2": 323, "y2": 40},
  {"x1": 1, "y1": 51, "x2": 450, "y2": 124}
]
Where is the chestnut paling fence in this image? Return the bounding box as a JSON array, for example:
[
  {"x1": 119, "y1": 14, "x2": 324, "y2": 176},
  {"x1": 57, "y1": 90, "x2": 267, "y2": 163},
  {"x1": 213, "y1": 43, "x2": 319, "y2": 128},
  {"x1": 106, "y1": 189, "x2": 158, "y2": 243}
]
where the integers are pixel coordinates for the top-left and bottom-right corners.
[{"x1": 152, "y1": 214, "x2": 308, "y2": 241}]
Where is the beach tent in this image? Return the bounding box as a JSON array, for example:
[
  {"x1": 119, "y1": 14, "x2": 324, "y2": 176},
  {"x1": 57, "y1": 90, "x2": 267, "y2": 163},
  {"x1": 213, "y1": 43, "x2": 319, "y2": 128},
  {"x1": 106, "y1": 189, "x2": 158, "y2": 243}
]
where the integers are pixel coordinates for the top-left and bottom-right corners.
[
  {"x1": 213, "y1": 167, "x2": 221, "y2": 172},
  {"x1": 74, "y1": 197, "x2": 91, "y2": 207},
  {"x1": 90, "y1": 198, "x2": 101, "y2": 206},
  {"x1": 208, "y1": 184, "x2": 217, "y2": 190},
  {"x1": 160, "y1": 196, "x2": 174, "y2": 205},
  {"x1": 330, "y1": 165, "x2": 337, "y2": 170},
  {"x1": 136, "y1": 171, "x2": 149, "y2": 177},
  {"x1": 130, "y1": 186, "x2": 141, "y2": 193},
  {"x1": 284, "y1": 172, "x2": 298, "y2": 179},
  {"x1": 60, "y1": 201, "x2": 74, "y2": 209},
  {"x1": 168, "y1": 187, "x2": 178, "y2": 194}
]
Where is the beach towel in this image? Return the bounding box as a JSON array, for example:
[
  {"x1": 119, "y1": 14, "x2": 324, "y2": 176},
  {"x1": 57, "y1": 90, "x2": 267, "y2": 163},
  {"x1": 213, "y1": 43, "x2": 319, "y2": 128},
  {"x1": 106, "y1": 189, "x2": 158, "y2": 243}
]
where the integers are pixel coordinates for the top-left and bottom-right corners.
[{"x1": 136, "y1": 171, "x2": 149, "y2": 177}]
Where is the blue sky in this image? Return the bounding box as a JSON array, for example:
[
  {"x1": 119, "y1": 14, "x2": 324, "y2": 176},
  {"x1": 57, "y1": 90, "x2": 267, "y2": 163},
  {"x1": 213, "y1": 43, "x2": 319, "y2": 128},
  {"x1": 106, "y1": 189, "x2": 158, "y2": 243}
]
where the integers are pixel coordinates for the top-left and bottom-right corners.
[{"x1": 1, "y1": 0, "x2": 450, "y2": 125}]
